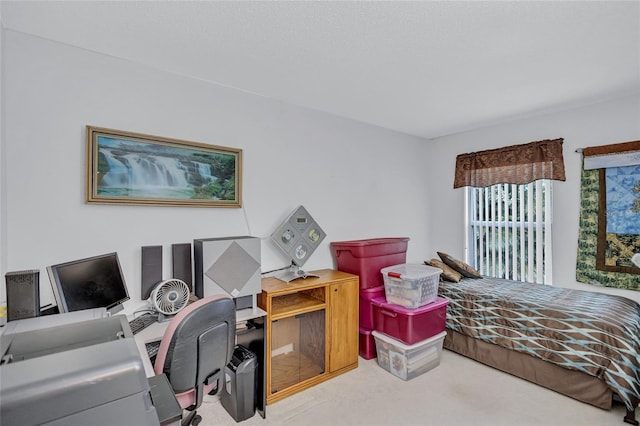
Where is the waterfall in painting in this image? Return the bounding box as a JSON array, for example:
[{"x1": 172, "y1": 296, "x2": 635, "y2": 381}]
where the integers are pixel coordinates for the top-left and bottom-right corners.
[{"x1": 98, "y1": 148, "x2": 217, "y2": 198}]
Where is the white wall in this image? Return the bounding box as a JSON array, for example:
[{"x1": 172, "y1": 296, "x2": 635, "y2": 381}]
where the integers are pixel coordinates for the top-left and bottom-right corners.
[
  {"x1": 0, "y1": 22, "x2": 5, "y2": 303},
  {"x1": 4, "y1": 29, "x2": 639, "y2": 313},
  {"x1": 1, "y1": 31, "x2": 430, "y2": 312},
  {"x1": 425, "y1": 93, "x2": 640, "y2": 304}
]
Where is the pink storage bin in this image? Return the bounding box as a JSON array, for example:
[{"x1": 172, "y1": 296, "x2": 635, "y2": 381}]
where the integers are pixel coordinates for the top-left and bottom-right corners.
[
  {"x1": 330, "y1": 238, "x2": 410, "y2": 289},
  {"x1": 359, "y1": 285, "x2": 385, "y2": 329},
  {"x1": 359, "y1": 327, "x2": 377, "y2": 360},
  {"x1": 371, "y1": 296, "x2": 448, "y2": 345}
]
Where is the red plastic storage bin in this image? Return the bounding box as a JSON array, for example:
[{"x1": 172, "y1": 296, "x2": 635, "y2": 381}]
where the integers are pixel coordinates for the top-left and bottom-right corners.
[
  {"x1": 330, "y1": 238, "x2": 410, "y2": 289},
  {"x1": 359, "y1": 285, "x2": 385, "y2": 329},
  {"x1": 371, "y1": 296, "x2": 448, "y2": 345},
  {"x1": 359, "y1": 327, "x2": 377, "y2": 359}
]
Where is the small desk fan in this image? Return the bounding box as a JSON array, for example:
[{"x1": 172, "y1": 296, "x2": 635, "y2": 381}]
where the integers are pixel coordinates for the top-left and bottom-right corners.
[
  {"x1": 271, "y1": 205, "x2": 326, "y2": 282},
  {"x1": 150, "y1": 278, "x2": 190, "y2": 320}
]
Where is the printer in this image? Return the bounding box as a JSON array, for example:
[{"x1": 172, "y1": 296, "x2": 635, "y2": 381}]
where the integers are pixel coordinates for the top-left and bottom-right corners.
[{"x1": 0, "y1": 314, "x2": 175, "y2": 425}]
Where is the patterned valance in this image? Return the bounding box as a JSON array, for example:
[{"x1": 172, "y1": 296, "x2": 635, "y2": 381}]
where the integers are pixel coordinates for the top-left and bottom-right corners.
[{"x1": 453, "y1": 138, "x2": 566, "y2": 188}]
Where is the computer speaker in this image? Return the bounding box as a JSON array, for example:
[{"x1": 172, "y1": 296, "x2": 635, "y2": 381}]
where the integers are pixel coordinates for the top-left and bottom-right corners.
[
  {"x1": 172, "y1": 243, "x2": 193, "y2": 291},
  {"x1": 141, "y1": 245, "x2": 163, "y2": 300},
  {"x1": 5, "y1": 269, "x2": 40, "y2": 321}
]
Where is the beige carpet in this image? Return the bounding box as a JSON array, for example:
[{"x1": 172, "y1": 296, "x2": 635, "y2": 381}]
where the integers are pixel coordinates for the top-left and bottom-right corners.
[{"x1": 195, "y1": 349, "x2": 635, "y2": 426}]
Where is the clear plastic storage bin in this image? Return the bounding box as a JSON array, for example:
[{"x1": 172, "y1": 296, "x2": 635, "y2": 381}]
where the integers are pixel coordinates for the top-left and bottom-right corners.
[
  {"x1": 381, "y1": 264, "x2": 441, "y2": 308},
  {"x1": 373, "y1": 330, "x2": 446, "y2": 380}
]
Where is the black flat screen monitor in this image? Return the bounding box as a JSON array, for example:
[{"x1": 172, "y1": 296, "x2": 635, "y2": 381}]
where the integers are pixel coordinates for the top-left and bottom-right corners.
[{"x1": 47, "y1": 252, "x2": 130, "y2": 315}]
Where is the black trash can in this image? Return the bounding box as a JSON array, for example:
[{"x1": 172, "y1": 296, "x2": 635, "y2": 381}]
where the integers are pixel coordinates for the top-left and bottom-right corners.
[{"x1": 220, "y1": 345, "x2": 257, "y2": 422}]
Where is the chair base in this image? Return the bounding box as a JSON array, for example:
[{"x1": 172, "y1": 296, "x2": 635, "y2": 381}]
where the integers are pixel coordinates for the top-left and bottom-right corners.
[{"x1": 181, "y1": 410, "x2": 201, "y2": 426}]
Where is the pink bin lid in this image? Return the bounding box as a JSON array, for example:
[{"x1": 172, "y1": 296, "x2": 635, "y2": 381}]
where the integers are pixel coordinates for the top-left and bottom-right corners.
[
  {"x1": 371, "y1": 296, "x2": 448, "y2": 314},
  {"x1": 360, "y1": 285, "x2": 386, "y2": 294},
  {"x1": 330, "y1": 238, "x2": 409, "y2": 247},
  {"x1": 330, "y1": 238, "x2": 410, "y2": 258}
]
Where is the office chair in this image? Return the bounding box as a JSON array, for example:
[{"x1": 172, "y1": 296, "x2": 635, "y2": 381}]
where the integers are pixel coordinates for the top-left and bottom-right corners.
[{"x1": 154, "y1": 294, "x2": 236, "y2": 426}]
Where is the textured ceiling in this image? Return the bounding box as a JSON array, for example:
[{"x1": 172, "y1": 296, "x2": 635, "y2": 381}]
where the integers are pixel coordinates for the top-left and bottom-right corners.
[{"x1": 2, "y1": 1, "x2": 639, "y2": 139}]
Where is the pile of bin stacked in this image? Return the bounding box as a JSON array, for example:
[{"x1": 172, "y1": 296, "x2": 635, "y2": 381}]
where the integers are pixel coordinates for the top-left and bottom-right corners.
[{"x1": 331, "y1": 238, "x2": 448, "y2": 380}]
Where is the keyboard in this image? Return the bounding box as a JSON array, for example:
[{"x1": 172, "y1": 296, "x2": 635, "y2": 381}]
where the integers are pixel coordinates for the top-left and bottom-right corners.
[
  {"x1": 128, "y1": 313, "x2": 157, "y2": 335},
  {"x1": 145, "y1": 340, "x2": 161, "y2": 361}
]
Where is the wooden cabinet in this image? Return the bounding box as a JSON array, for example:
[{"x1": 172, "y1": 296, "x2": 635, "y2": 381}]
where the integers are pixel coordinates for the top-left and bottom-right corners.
[
  {"x1": 258, "y1": 269, "x2": 359, "y2": 404},
  {"x1": 328, "y1": 281, "x2": 359, "y2": 372}
]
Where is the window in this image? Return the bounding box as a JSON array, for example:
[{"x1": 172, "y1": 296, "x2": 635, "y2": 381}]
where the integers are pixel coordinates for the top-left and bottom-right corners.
[
  {"x1": 465, "y1": 180, "x2": 553, "y2": 284},
  {"x1": 454, "y1": 138, "x2": 565, "y2": 284}
]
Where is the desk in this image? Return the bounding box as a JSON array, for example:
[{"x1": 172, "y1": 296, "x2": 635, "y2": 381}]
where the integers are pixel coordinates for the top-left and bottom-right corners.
[{"x1": 133, "y1": 306, "x2": 267, "y2": 418}]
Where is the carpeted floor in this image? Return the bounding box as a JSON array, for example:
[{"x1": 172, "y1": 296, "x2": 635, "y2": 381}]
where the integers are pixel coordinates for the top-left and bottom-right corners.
[{"x1": 194, "y1": 349, "x2": 635, "y2": 426}]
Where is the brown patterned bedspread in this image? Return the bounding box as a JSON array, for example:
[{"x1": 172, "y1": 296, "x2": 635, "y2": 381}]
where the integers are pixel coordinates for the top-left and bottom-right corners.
[{"x1": 438, "y1": 276, "x2": 640, "y2": 411}]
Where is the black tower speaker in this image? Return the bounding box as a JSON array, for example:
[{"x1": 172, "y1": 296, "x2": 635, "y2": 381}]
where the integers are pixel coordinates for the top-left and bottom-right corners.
[
  {"x1": 172, "y1": 243, "x2": 193, "y2": 291},
  {"x1": 141, "y1": 245, "x2": 163, "y2": 300},
  {"x1": 5, "y1": 269, "x2": 40, "y2": 321}
]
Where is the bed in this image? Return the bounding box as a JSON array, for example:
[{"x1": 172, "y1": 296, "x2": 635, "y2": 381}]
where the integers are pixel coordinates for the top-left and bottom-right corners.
[{"x1": 437, "y1": 276, "x2": 640, "y2": 425}]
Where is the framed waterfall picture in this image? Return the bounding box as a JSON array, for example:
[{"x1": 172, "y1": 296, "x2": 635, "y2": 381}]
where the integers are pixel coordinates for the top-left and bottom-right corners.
[{"x1": 86, "y1": 126, "x2": 242, "y2": 207}]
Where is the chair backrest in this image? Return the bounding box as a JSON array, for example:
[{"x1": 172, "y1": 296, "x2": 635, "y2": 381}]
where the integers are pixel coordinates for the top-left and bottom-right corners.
[{"x1": 154, "y1": 294, "x2": 236, "y2": 409}]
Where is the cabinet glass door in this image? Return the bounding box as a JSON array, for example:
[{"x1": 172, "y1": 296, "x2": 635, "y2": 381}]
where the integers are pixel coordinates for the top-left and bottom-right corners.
[{"x1": 270, "y1": 310, "x2": 325, "y2": 394}]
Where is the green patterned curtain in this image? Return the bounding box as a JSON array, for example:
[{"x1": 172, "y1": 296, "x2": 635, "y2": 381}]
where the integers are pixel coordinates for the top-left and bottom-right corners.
[{"x1": 576, "y1": 163, "x2": 640, "y2": 291}]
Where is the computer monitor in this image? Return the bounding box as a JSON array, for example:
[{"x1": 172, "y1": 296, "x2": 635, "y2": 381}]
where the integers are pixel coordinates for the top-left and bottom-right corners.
[{"x1": 47, "y1": 252, "x2": 130, "y2": 315}]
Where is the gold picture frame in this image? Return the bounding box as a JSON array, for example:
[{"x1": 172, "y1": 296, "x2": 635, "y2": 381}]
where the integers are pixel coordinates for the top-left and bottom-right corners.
[{"x1": 86, "y1": 126, "x2": 242, "y2": 207}]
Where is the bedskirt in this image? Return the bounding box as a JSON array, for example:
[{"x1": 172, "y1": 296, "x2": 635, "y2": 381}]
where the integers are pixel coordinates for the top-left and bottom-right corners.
[{"x1": 444, "y1": 329, "x2": 613, "y2": 409}]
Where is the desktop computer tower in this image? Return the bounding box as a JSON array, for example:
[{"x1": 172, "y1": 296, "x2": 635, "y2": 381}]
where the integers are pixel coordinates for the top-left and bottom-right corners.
[
  {"x1": 221, "y1": 345, "x2": 257, "y2": 422},
  {"x1": 193, "y1": 236, "x2": 261, "y2": 310}
]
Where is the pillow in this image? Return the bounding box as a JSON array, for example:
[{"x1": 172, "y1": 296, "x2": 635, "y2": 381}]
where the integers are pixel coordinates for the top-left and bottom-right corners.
[
  {"x1": 437, "y1": 251, "x2": 482, "y2": 278},
  {"x1": 425, "y1": 259, "x2": 463, "y2": 282}
]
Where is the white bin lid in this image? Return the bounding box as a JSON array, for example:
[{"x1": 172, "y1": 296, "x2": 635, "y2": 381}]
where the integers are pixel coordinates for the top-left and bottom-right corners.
[
  {"x1": 372, "y1": 330, "x2": 447, "y2": 350},
  {"x1": 381, "y1": 263, "x2": 441, "y2": 279}
]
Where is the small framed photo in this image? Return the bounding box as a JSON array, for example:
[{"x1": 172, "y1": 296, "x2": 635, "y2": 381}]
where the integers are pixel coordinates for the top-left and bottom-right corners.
[{"x1": 86, "y1": 126, "x2": 242, "y2": 207}]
